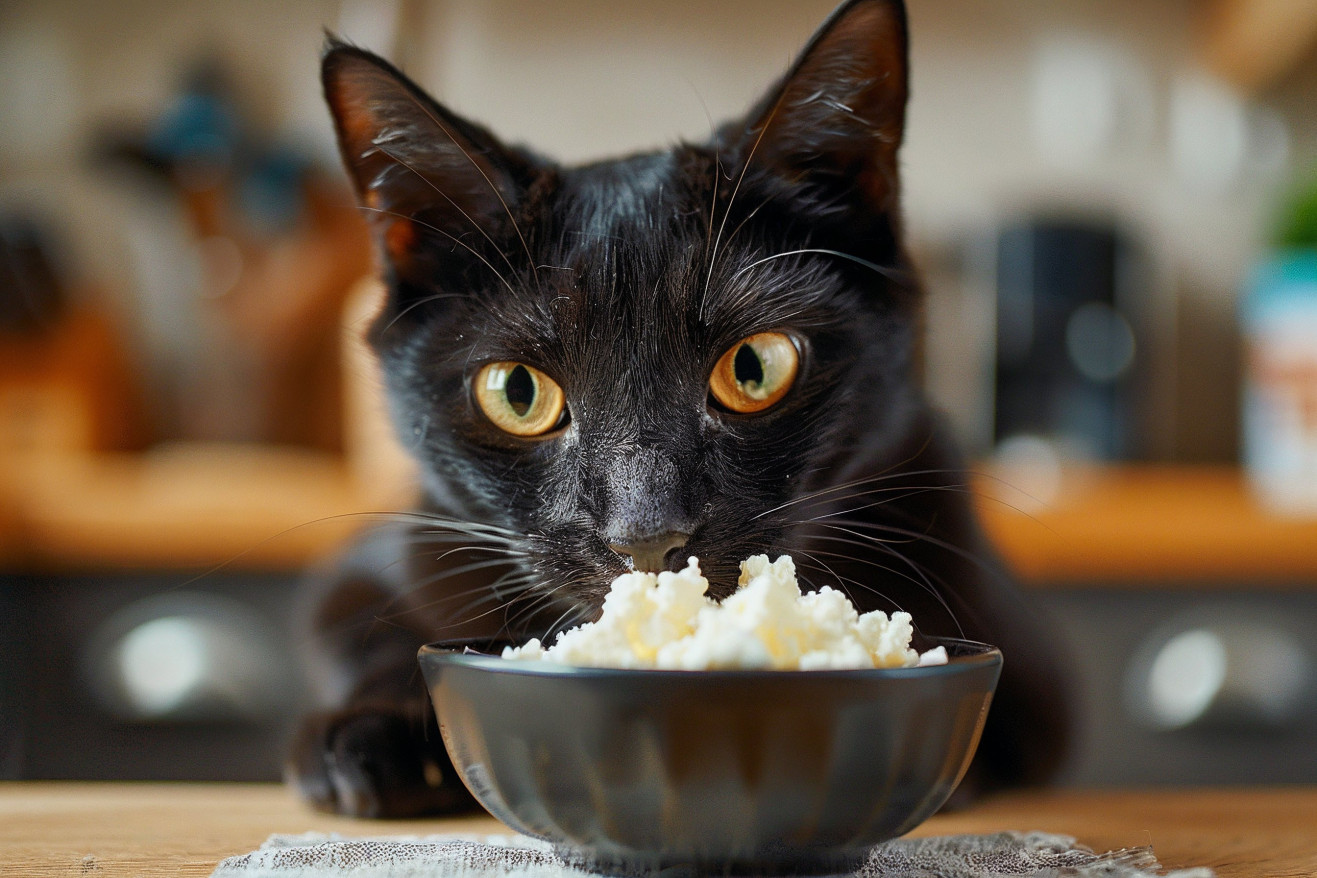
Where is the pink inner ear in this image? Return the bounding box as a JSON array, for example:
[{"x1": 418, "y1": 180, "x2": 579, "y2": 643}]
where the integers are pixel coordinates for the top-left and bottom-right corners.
[
  {"x1": 336, "y1": 93, "x2": 368, "y2": 135},
  {"x1": 384, "y1": 217, "x2": 417, "y2": 264},
  {"x1": 327, "y1": 62, "x2": 396, "y2": 164}
]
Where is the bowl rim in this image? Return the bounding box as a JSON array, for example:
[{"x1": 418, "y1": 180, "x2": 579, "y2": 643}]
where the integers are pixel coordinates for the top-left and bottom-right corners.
[{"x1": 418, "y1": 635, "x2": 1001, "y2": 681}]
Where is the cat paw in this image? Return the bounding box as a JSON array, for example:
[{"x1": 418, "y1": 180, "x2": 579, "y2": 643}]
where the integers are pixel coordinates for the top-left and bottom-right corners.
[{"x1": 287, "y1": 704, "x2": 479, "y2": 818}]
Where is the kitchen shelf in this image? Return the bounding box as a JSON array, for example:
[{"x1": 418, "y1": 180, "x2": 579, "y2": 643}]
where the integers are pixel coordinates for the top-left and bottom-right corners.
[
  {"x1": 3, "y1": 448, "x2": 1316, "y2": 585},
  {"x1": 0, "y1": 444, "x2": 384, "y2": 574},
  {"x1": 977, "y1": 464, "x2": 1317, "y2": 587},
  {"x1": 1201, "y1": 0, "x2": 1317, "y2": 93}
]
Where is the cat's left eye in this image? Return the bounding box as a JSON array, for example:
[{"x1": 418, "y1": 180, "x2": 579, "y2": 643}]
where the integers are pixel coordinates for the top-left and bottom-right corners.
[
  {"x1": 473, "y1": 362, "x2": 567, "y2": 437},
  {"x1": 709, "y1": 331, "x2": 799, "y2": 414}
]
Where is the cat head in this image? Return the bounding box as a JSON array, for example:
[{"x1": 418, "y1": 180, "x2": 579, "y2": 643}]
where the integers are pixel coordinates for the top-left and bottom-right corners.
[{"x1": 322, "y1": 0, "x2": 921, "y2": 619}]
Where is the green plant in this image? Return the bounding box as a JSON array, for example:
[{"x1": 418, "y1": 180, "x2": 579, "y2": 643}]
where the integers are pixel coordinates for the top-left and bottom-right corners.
[{"x1": 1273, "y1": 170, "x2": 1317, "y2": 249}]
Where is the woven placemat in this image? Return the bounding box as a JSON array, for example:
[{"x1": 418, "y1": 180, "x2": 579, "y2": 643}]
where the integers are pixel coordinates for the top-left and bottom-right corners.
[{"x1": 211, "y1": 830, "x2": 1215, "y2": 877}]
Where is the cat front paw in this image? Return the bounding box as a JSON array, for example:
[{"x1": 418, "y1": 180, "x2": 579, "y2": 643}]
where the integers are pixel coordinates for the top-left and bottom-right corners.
[{"x1": 287, "y1": 703, "x2": 479, "y2": 818}]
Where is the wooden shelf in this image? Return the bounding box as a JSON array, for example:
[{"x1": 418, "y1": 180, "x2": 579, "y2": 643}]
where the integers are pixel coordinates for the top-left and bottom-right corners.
[
  {"x1": 0, "y1": 444, "x2": 394, "y2": 573},
  {"x1": 3, "y1": 449, "x2": 1316, "y2": 585},
  {"x1": 978, "y1": 464, "x2": 1317, "y2": 586},
  {"x1": 1200, "y1": 0, "x2": 1317, "y2": 93}
]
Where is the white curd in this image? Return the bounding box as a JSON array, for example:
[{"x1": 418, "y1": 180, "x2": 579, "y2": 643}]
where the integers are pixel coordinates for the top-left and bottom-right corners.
[{"x1": 502, "y1": 554, "x2": 949, "y2": 670}]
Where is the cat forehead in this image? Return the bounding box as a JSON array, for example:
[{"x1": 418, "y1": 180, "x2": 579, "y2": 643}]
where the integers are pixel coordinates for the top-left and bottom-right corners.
[
  {"x1": 463, "y1": 146, "x2": 848, "y2": 348},
  {"x1": 553, "y1": 151, "x2": 698, "y2": 248}
]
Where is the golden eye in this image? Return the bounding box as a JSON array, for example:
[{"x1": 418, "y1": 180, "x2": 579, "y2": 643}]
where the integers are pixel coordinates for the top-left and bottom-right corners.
[
  {"x1": 709, "y1": 331, "x2": 799, "y2": 414},
  {"x1": 473, "y1": 362, "x2": 566, "y2": 437}
]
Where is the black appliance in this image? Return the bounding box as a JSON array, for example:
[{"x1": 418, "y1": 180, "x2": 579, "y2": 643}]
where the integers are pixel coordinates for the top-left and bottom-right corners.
[{"x1": 995, "y1": 218, "x2": 1147, "y2": 459}]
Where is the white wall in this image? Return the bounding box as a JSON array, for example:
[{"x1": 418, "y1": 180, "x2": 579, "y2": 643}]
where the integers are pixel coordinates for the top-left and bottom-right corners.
[
  {"x1": 397, "y1": 0, "x2": 1304, "y2": 457},
  {"x1": 2, "y1": 0, "x2": 1302, "y2": 301},
  {"x1": 1, "y1": 0, "x2": 1310, "y2": 457}
]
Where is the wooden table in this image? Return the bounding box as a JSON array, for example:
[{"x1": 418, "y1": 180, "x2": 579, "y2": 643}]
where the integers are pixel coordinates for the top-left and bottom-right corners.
[{"x1": 1, "y1": 783, "x2": 1314, "y2": 877}]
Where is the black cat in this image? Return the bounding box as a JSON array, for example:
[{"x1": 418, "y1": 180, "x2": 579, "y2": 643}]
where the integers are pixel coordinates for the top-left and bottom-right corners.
[{"x1": 289, "y1": 0, "x2": 1072, "y2": 818}]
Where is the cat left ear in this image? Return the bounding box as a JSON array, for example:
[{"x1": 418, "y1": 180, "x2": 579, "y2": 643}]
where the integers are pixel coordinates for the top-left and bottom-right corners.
[
  {"x1": 321, "y1": 40, "x2": 528, "y2": 274},
  {"x1": 736, "y1": 0, "x2": 908, "y2": 215}
]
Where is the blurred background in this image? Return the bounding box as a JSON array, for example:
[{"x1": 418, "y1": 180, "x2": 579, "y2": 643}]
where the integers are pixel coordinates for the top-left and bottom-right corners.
[{"x1": 2, "y1": 0, "x2": 1316, "y2": 788}]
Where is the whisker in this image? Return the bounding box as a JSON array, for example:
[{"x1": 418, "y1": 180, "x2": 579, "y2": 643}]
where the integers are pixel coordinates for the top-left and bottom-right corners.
[
  {"x1": 711, "y1": 195, "x2": 772, "y2": 272},
  {"x1": 800, "y1": 526, "x2": 966, "y2": 637},
  {"x1": 705, "y1": 152, "x2": 721, "y2": 256},
  {"x1": 812, "y1": 548, "x2": 961, "y2": 639},
  {"x1": 702, "y1": 83, "x2": 789, "y2": 318},
  {"x1": 729, "y1": 247, "x2": 913, "y2": 287},
  {"x1": 371, "y1": 556, "x2": 529, "y2": 624},
  {"x1": 815, "y1": 518, "x2": 996, "y2": 575},
  {"x1": 428, "y1": 543, "x2": 526, "y2": 564},
  {"x1": 368, "y1": 144, "x2": 525, "y2": 284},
  {"x1": 792, "y1": 551, "x2": 906, "y2": 617},
  {"x1": 789, "y1": 548, "x2": 860, "y2": 607},
  {"x1": 543, "y1": 603, "x2": 586, "y2": 642},
  {"x1": 356, "y1": 202, "x2": 520, "y2": 320},
  {"x1": 794, "y1": 487, "x2": 970, "y2": 530},
  {"x1": 346, "y1": 539, "x2": 522, "y2": 625},
  {"x1": 501, "y1": 584, "x2": 570, "y2": 639},
  {"x1": 796, "y1": 534, "x2": 932, "y2": 596},
  {"x1": 361, "y1": 288, "x2": 469, "y2": 332},
  {"x1": 451, "y1": 582, "x2": 538, "y2": 623},
  {"x1": 753, "y1": 463, "x2": 961, "y2": 521},
  {"x1": 384, "y1": 511, "x2": 521, "y2": 538},
  {"x1": 442, "y1": 575, "x2": 541, "y2": 631}
]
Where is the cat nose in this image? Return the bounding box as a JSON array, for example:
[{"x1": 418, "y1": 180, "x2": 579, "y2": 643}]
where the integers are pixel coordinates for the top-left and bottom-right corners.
[{"x1": 609, "y1": 533, "x2": 690, "y2": 573}]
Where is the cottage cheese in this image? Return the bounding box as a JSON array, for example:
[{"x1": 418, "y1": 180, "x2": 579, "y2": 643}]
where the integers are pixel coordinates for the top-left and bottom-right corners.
[{"x1": 502, "y1": 554, "x2": 949, "y2": 670}]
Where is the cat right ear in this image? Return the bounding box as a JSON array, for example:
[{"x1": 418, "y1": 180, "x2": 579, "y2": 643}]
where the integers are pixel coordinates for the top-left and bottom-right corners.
[
  {"x1": 321, "y1": 41, "x2": 530, "y2": 281},
  {"x1": 734, "y1": 0, "x2": 908, "y2": 218}
]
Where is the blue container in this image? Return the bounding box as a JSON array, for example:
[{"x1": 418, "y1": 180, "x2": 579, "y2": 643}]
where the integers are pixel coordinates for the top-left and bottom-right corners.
[{"x1": 1241, "y1": 252, "x2": 1317, "y2": 514}]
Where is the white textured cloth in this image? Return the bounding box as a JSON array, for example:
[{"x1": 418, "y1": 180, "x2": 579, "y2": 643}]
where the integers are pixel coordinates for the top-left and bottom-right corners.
[{"x1": 210, "y1": 831, "x2": 1215, "y2": 878}]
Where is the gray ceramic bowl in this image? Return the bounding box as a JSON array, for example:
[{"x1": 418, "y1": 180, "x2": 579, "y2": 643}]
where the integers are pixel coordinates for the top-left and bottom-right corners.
[{"x1": 419, "y1": 637, "x2": 1000, "y2": 876}]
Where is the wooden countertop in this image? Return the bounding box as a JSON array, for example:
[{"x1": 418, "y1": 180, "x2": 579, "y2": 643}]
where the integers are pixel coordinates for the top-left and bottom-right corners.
[
  {"x1": 2, "y1": 783, "x2": 1314, "y2": 877},
  {"x1": 3, "y1": 446, "x2": 1317, "y2": 585}
]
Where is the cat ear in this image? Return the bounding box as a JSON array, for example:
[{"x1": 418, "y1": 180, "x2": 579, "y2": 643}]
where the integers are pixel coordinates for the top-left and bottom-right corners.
[
  {"x1": 737, "y1": 0, "x2": 908, "y2": 214},
  {"x1": 321, "y1": 41, "x2": 528, "y2": 278}
]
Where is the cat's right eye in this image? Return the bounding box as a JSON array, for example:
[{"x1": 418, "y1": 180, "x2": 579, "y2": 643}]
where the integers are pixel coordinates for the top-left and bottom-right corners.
[
  {"x1": 473, "y1": 362, "x2": 566, "y2": 437},
  {"x1": 709, "y1": 331, "x2": 799, "y2": 414}
]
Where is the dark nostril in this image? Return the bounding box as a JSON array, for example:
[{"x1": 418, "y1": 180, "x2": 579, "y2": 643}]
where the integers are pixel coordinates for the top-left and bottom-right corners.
[{"x1": 608, "y1": 532, "x2": 690, "y2": 573}]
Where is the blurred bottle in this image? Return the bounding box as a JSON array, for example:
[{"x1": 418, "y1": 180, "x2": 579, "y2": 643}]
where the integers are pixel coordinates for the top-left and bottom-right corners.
[{"x1": 1242, "y1": 253, "x2": 1317, "y2": 515}]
